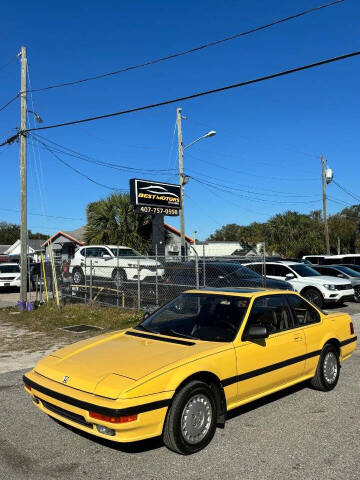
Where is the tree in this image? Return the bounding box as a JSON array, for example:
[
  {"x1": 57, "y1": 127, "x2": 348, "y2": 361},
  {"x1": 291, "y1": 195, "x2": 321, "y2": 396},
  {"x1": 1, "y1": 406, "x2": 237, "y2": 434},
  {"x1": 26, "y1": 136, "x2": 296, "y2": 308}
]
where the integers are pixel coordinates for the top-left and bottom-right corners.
[
  {"x1": 85, "y1": 193, "x2": 153, "y2": 253},
  {"x1": 0, "y1": 221, "x2": 47, "y2": 244}
]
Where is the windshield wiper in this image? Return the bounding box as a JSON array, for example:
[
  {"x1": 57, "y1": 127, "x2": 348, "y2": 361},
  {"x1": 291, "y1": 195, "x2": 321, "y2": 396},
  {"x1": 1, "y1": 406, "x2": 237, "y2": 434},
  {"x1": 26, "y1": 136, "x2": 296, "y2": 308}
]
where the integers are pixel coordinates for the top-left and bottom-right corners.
[
  {"x1": 162, "y1": 329, "x2": 200, "y2": 340},
  {"x1": 135, "y1": 324, "x2": 158, "y2": 334}
]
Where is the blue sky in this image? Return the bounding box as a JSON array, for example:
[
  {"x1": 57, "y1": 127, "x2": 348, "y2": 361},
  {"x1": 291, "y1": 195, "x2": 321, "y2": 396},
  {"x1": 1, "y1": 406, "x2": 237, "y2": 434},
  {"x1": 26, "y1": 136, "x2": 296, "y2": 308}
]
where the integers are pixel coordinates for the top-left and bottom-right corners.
[{"x1": 0, "y1": 0, "x2": 359, "y2": 240}]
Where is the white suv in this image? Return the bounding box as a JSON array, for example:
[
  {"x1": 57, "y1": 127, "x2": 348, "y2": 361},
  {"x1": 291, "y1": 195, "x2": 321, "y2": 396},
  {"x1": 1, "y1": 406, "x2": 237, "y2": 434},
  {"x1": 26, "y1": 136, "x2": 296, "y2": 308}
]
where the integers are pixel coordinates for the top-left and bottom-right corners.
[
  {"x1": 69, "y1": 245, "x2": 164, "y2": 285},
  {"x1": 0, "y1": 263, "x2": 21, "y2": 290},
  {"x1": 244, "y1": 261, "x2": 354, "y2": 308}
]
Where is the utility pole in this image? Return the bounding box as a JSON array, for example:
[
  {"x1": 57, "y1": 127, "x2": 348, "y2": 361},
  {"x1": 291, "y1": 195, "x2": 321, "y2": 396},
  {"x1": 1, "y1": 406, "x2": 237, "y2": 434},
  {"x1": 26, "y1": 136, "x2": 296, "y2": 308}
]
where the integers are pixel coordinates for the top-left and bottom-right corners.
[
  {"x1": 19, "y1": 46, "x2": 28, "y2": 304},
  {"x1": 177, "y1": 107, "x2": 186, "y2": 259},
  {"x1": 321, "y1": 155, "x2": 330, "y2": 254}
]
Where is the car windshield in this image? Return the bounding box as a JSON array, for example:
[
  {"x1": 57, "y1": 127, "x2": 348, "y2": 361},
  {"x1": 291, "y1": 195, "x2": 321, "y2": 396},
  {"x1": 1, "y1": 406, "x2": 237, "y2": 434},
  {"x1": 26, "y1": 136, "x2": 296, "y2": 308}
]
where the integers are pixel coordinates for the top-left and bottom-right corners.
[
  {"x1": 0, "y1": 265, "x2": 20, "y2": 274},
  {"x1": 109, "y1": 248, "x2": 141, "y2": 257},
  {"x1": 290, "y1": 265, "x2": 321, "y2": 277},
  {"x1": 138, "y1": 293, "x2": 250, "y2": 342},
  {"x1": 334, "y1": 266, "x2": 360, "y2": 277}
]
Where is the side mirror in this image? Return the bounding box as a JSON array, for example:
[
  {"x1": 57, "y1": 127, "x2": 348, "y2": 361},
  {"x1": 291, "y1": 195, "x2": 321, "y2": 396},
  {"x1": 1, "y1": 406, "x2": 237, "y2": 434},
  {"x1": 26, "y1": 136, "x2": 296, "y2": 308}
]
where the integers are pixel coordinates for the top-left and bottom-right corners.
[
  {"x1": 244, "y1": 325, "x2": 269, "y2": 340},
  {"x1": 103, "y1": 254, "x2": 111, "y2": 260},
  {"x1": 143, "y1": 312, "x2": 150, "y2": 321},
  {"x1": 285, "y1": 273, "x2": 295, "y2": 280}
]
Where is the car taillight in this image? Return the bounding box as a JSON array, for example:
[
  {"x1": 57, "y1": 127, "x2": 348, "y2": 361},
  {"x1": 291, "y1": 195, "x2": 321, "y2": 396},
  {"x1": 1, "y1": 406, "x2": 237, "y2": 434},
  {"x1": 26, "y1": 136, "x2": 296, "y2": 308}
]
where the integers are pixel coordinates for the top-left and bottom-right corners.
[
  {"x1": 89, "y1": 411, "x2": 137, "y2": 424},
  {"x1": 350, "y1": 322, "x2": 354, "y2": 335}
]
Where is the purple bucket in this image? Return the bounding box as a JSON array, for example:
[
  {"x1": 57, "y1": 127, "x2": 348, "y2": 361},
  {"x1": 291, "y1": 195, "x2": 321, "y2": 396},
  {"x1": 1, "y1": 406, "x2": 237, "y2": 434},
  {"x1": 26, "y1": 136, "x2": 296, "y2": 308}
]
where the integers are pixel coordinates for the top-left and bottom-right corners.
[
  {"x1": 26, "y1": 302, "x2": 34, "y2": 312},
  {"x1": 17, "y1": 301, "x2": 26, "y2": 311}
]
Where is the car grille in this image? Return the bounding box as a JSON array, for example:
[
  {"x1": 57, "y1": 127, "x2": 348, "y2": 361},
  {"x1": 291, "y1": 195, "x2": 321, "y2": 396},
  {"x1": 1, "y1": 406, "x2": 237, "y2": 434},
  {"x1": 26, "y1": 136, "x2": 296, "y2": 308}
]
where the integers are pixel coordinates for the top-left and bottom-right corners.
[
  {"x1": 336, "y1": 284, "x2": 352, "y2": 291},
  {"x1": 39, "y1": 398, "x2": 92, "y2": 428},
  {"x1": 1, "y1": 277, "x2": 15, "y2": 281}
]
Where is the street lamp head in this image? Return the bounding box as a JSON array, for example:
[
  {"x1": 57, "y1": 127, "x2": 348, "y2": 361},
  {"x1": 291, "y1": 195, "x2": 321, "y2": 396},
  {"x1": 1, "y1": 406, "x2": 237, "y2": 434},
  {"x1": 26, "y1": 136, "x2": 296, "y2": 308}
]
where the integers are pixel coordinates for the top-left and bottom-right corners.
[
  {"x1": 27, "y1": 110, "x2": 43, "y2": 123},
  {"x1": 204, "y1": 130, "x2": 216, "y2": 138},
  {"x1": 183, "y1": 175, "x2": 190, "y2": 185}
]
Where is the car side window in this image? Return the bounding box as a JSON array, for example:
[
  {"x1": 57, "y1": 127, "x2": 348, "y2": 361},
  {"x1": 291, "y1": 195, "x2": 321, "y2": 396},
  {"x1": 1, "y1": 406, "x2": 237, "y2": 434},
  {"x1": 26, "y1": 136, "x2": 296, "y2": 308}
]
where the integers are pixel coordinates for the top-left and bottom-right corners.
[
  {"x1": 97, "y1": 248, "x2": 110, "y2": 258},
  {"x1": 85, "y1": 247, "x2": 98, "y2": 258},
  {"x1": 272, "y1": 265, "x2": 292, "y2": 277},
  {"x1": 247, "y1": 264, "x2": 263, "y2": 275},
  {"x1": 244, "y1": 295, "x2": 294, "y2": 335},
  {"x1": 286, "y1": 294, "x2": 320, "y2": 326}
]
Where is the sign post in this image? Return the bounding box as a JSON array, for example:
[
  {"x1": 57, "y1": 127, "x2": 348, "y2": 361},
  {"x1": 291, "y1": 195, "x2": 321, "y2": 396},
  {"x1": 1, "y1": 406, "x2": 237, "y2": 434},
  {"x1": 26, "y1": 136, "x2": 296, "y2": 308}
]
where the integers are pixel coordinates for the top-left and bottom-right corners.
[{"x1": 130, "y1": 179, "x2": 181, "y2": 256}]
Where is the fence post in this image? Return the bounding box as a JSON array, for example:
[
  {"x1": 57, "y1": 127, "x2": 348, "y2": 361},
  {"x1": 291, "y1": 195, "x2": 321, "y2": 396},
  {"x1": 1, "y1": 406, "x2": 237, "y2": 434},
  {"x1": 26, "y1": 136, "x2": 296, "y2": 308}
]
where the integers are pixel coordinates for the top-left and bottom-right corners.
[
  {"x1": 137, "y1": 259, "x2": 141, "y2": 310},
  {"x1": 202, "y1": 244, "x2": 206, "y2": 287},
  {"x1": 195, "y1": 253, "x2": 199, "y2": 289},
  {"x1": 116, "y1": 246, "x2": 119, "y2": 307},
  {"x1": 155, "y1": 244, "x2": 159, "y2": 305},
  {"x1": 84, "y1": 256, "x2": 87, "y2": 304},
  {"x1": 263, "y1": 241, "x2": 266, "y2": 288},
  {"x1": 89, "y1": 259, "x2": 93, "y2": 302}
]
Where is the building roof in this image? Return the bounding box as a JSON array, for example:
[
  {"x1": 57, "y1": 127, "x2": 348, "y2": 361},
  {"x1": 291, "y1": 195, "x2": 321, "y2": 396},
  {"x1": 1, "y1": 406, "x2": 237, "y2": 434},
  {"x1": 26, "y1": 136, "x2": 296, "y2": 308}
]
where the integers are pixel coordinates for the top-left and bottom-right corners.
[
  {"x1": 0, "y1": 245, "x2": 11, "y2": 254},
  {"x1": 164, "y1": 223, "x2": 194, "y2": 243},
  {"x1": 28, "y1": 239, "x2": 45, "y2": 250},
  {"x1": 41, "y1": 227, "x2": 86, "y2": 247}
]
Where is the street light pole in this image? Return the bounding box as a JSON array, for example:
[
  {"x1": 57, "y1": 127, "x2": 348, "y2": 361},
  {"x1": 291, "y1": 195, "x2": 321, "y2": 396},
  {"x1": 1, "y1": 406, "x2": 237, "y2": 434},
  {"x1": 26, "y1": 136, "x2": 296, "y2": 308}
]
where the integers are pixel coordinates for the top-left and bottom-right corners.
[
  {"x1": 321, "y1": 155, "x2": 330, "y2": 254},
  {"x1": 19, "y1": 46, "x2": 28, "y2": 305},
  {"x1": 176, "y1": 107, "x2": 186, "y2": 258},
  {"x1": 176, "y1": 108, "x2": 216, "y2": 260}
]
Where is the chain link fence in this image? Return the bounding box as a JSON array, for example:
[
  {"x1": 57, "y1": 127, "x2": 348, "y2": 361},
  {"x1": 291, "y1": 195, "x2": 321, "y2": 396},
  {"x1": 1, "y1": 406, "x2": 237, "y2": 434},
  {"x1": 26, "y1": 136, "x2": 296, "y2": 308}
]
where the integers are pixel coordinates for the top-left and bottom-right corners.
[{"x1": 30, "y1": 250, "x2": 289, "y2": 311}]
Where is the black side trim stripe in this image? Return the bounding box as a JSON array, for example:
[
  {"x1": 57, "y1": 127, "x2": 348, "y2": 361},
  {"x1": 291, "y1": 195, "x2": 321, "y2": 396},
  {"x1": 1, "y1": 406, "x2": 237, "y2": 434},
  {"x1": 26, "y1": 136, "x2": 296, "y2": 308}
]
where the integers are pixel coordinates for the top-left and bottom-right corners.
[
  {"x1": 221, "y1": 350, "x2": 322, "y2": 388},
  {"x1": 125, "y1": 330, "x2": 195, "y2": 346},
  {"x1": 23, "y1": 376, "x2": 170, "y2": 416},
  {"x1": 340, "y1": 336, "x2": 357, "y2": 347},
  {"x1": 221, "y1": 336, "x2": 358, "y2": 388}
]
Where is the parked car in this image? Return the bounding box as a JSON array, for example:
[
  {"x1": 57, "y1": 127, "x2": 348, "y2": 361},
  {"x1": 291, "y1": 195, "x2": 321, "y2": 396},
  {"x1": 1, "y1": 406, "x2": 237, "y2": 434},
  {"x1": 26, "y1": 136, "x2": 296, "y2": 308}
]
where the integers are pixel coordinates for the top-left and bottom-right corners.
[
  {"x1": 244, "y1": 261, "x2": 354, "y2": 308},
  {"x1": 24, "y1": 288, "x2": 357, "y2": 454},
  {"x1": 69, "y1": 245, "x2": 164, "y2": 285},
  {"x1": 162, "y1": 261, "x2": 293, "y2": 300},
  {"x1": 0, "y1": 263, "x2": 21, "y2": 290},
  {"x1": 339, "y1": 264, "x2": 360, "y2": 274},
  {"x1": 311, "y1": 265, "x2": 360, "y2": 303}
]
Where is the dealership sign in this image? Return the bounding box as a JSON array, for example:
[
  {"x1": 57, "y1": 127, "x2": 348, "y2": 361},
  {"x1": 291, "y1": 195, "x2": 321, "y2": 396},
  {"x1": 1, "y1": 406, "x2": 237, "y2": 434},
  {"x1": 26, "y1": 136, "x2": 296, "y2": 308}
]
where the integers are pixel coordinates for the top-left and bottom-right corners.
[{"x1": 130, "y1": 179, "x2": 181, "y2": 216}]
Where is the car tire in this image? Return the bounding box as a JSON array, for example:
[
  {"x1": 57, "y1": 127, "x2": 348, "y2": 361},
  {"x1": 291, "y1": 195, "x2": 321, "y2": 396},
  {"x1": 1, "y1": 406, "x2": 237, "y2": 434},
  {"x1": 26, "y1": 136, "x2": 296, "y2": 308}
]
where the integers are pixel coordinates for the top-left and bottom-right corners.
[
  {"x1": 354, "y1": 286, "x2": 360, "y2": 303},
  {"x1": 112, "y1": 268, "x2": 127, "y2": 287},
  {"x1": 163, "y1": 380, "x2": 217, "y2": 455},
  {"x1": 302, "y1": 288, "x2": 324, "y2": 309},
  {"x1": 310, "y1": 344, "x2": 340, "y2": 391},
  {"x1": 72, "y1": 268, "x2": 85, "y2": 285}
]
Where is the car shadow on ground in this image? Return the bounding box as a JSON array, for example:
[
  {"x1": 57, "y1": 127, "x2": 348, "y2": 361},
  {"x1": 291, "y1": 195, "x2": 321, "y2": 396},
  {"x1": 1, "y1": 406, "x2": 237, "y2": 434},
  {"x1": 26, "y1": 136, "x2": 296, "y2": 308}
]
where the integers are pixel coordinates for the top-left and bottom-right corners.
[
  {"x1": 226, "y1": 380, "x2": 309, "y2": 422},
  {"x1": 51, "y1": 381, "x2": 311, "y2": 454}
]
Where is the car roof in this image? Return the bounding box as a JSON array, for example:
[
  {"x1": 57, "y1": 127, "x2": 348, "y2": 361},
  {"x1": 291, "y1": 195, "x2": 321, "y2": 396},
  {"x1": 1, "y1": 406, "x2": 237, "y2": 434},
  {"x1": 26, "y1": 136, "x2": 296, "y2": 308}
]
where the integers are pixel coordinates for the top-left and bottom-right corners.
[
  {"x1": 82, "y1": 245, "x2": 131, "y2": 249},
  {"x1": 184, "y1": 288, "x2": 295, "y2": 298}
]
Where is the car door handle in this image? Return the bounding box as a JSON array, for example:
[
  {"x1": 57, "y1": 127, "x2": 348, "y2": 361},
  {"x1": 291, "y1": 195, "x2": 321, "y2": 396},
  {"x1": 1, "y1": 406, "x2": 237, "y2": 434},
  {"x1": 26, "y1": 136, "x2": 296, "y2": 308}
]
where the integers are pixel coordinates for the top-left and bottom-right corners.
[{"x1": 293, "y1": 336, "x2": 303, "y2": 342}]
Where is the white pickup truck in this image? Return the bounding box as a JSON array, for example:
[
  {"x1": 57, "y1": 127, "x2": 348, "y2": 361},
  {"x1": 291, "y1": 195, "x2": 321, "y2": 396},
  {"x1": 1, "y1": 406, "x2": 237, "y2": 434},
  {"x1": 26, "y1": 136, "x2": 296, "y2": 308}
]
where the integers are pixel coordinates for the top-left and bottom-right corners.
[{"x1": 69, "y1": 245, "x2": 164, "y2": 285}]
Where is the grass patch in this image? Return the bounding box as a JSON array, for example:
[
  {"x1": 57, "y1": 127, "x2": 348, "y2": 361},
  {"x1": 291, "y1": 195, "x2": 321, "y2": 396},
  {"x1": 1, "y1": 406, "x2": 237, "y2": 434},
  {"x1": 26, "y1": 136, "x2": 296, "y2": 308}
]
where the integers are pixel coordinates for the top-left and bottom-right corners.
[{"x1": 1, "y1": 302, "x2": 142, "y2": 332}]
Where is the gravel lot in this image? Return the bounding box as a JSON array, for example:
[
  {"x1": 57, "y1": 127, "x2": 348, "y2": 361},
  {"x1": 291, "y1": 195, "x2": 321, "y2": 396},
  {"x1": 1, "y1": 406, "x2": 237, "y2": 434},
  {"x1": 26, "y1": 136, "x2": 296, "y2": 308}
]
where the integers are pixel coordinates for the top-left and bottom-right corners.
[{"x1": 0, "y1": 306, "x2": 359, "y2": 479}]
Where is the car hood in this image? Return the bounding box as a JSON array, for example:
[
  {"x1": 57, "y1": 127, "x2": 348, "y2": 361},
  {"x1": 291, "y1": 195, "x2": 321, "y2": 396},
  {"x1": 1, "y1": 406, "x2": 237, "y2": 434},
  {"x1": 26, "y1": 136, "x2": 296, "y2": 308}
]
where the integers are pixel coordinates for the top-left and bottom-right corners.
[
  {"x1": 34, "y1": 329, "x2": 221, "y2": 398},
  {"x1": 0, "y1": 272, "x2": 19, "y2": 279},
  {"x1": 308, "y1": 275, "x2": 353, "y2": 286}
]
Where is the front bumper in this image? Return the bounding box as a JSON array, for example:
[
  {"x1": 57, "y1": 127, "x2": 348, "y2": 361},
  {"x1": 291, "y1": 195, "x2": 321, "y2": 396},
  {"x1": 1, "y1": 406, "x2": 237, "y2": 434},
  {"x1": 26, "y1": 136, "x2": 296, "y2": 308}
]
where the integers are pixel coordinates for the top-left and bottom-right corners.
[
  {"x1": 0, "y1": 280, "x2": 20, "y2": 288},
  {"x1": 323, "y1": 289, "x2": 354, "y2": 303},
  {"x1": 23, "y1": 372, "x2": 171, "y2": 443}
]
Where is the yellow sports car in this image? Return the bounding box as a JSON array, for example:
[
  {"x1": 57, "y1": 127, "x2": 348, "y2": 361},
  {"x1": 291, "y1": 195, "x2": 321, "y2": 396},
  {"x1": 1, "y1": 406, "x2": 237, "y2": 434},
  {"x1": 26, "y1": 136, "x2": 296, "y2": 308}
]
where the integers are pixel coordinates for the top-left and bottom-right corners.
[{"x1": 24, "y1": 288, "x2": 357, "y2": 454}]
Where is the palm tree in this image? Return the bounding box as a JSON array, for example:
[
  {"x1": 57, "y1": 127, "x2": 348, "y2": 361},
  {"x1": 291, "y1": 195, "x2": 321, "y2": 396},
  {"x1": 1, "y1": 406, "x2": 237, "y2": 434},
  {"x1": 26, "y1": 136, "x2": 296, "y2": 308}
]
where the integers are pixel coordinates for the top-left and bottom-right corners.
[{"x1": 85, "y1": 194, "x2": 153, "y2": 253}]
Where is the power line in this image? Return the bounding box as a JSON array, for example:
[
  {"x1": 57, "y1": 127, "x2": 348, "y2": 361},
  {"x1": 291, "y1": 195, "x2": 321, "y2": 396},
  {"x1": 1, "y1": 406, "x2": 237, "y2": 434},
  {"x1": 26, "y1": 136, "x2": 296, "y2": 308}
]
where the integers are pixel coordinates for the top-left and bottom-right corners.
[
  {"x1": 0, "y1": 94, "x2": 19, "y2": 113},
  {"x1": 191, "y1": 176, "x2": 322, "y2": 205},
  {"x1": 332, "y1": 180, "x2": 360, "y2": 202},
  {"x1": 31, "y1": 133, "x2": 178, "y2": 174},
  {"x1": 36, "y1": 138, "x2": 129, "y2": 192},
  {"x1": 0, "y1": 207, "x2": 85, "y2": 221},
  {"x1": 24, "y1": 49, "x2": 360, "y2": 133},
  {"x1": 0, "y1": 55, "x2": 18, "y2": 74},
  {"x1": 26, "y1": 0, "x2": 345, "y2": 94}
]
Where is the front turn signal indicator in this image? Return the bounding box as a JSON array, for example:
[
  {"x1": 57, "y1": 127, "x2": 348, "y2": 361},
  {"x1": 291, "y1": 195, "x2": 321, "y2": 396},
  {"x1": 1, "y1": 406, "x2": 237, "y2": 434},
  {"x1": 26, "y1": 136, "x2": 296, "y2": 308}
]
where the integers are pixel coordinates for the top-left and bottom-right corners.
[
  {"x1": 89, "y1": 411, "x2": 137, "y2": 424},
  {"x1": 25, "y1": 384, "x2": 32, "y2": 392},
  {"x1": 350, "y1": 322, "x2": 354, "y2": 335}
]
